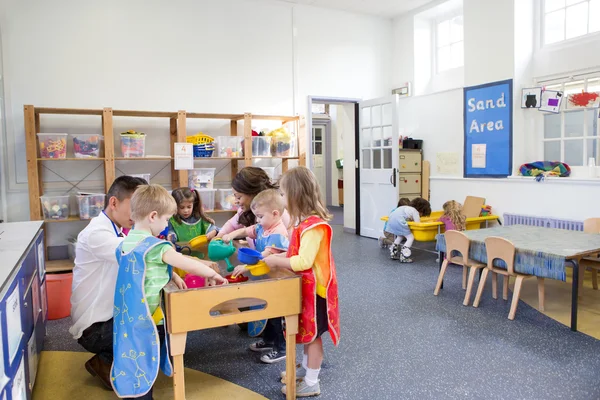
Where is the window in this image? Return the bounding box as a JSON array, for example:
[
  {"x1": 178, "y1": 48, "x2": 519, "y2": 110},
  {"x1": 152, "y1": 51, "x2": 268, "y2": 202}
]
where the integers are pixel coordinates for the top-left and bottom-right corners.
[
  {"x1": 542, "y1": 77, "x2": 600, "y2": 166},
  {"x1": 543, "y1": 0, "x2": 600, "y2": 45},
  {"x1": 436, "y1": 15, "x2": 464, "y2": 72}
]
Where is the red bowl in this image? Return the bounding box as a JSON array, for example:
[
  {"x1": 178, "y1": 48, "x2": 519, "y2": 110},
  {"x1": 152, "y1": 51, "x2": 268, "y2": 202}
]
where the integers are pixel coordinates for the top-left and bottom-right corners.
[{"x1": 225, "y1": 274, "x2": 248, "y2": 283}]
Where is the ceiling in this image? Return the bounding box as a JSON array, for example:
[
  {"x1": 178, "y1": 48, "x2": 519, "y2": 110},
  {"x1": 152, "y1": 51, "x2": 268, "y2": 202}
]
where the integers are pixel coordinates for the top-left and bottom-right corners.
[{"x1": 279, "y1": 0, "x2": 433, "y2": 18}]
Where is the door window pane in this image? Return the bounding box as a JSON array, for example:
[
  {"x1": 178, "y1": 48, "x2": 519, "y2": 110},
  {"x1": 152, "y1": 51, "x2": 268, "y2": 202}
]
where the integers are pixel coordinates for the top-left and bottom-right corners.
[
  {"x1": 565, "y1": 111, "x2": 584, "y2": 137},
  {"x1": 565, "y1": 139, "x2": 584, "y2": 166},
  {"x1": 545, "y1": 141, "x2": 561, "y2": 161},
  {"x1": 362, "y1": 150, "x2": 371, "y2": 169},
  {"x1": 362, "y1": 107, "x2": 371, "y2": 127},
  {"x1": 373, "y1": 149, "x2": 382, "y2": 169},
  {"x1": 546, "y1": 0, "x2": 565, "y2": 12},
  {"x1": 545, "y1": 10, "x2": 566, "y2": 44},
  {"x1": 372, "y1": 127, "x2": 382, "y2": 147},
  {"x1": 372, "y1": 105, "x2": 382, "y2": 127},
  {"x1": 382, "y1": 103, "x2": 392, "y2": 125},
  {"x1": 383, "y1": 149, "x2": 392, "y2": 169},
  {"x1": 591, "y1": 0, "x2": 600, "y2": 32},
  {"x1": 314, "y1": 142, "x2": 322, "y2": 155},
  {"x1": 586, "y1": 109, "x2": 598, "y2": 136},
  {"x1": 566, "y1": 2, "x2": 588, "y2": 39},
  {"x1": 383, "y1": 126, "x2": 393, "y2": 147},
  {"x1": 362, "y1": 129, "x2": 371, "y2": 148},
  {"x1": 587, "y1": 139, "x2": 599, "y2": 163},
  {"x1": 313, "y1": 128, "x2": 323, "y2": 141},
  {"x1": 544, "y1": 113, "x2": 562, "y2": 138}
]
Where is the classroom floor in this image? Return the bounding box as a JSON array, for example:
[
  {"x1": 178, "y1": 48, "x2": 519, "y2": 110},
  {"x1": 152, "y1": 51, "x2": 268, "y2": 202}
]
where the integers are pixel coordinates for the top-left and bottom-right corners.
[{"x1": 42, "y1": 226, "x2": 600, "y2": 399}]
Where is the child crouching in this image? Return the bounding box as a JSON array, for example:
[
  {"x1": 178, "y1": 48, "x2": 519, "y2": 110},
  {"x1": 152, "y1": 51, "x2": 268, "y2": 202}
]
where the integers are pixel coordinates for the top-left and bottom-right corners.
[{"x1": 384, "y1": 197, "x2": 431, "y2": 263}]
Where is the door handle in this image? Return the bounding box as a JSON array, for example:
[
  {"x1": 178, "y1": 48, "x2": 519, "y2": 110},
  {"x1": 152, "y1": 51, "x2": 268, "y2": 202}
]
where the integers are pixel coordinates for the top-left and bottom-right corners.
[{"x1": 390, "y1": 168, "x2": 397, "y2": 187}]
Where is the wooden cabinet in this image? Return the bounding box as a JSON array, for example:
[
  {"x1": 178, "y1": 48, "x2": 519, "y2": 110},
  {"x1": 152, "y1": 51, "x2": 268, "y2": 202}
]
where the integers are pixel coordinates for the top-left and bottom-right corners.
[{"x1": 398, "y1": 149, "x2": 427, "y2": 199}]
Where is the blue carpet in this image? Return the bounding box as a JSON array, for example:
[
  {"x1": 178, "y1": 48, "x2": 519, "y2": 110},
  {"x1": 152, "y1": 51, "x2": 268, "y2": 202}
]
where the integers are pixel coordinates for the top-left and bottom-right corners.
[{"x1": 45, "y1": 226, "x2": 600, "y2": 399}]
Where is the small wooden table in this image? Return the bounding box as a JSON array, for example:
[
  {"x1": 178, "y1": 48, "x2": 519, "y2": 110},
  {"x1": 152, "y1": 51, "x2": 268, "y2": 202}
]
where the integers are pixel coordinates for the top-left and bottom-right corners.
[
  {"x1": 436, "y1": 225, "x2": 600, "y2": 332},
  {"x1": 164, "y1": 270, "x2": 301, "y2": 400}
]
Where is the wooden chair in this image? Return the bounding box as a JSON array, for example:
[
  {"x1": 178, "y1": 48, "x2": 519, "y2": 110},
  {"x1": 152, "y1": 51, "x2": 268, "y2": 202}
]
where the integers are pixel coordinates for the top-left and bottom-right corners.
[
  {"x1": 473, "y1": 237, "x2": 545, "y2": 320},
  {"x1": 434, "y1": 230, "x2": 485, "y2": 306},
  {"x1": 579, "y1": 218, "x2": 600, "y2": 290}
]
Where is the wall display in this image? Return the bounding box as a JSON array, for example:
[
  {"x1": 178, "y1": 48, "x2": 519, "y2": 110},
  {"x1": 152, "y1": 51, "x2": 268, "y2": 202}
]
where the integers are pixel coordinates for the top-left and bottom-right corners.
[
  {"x1": 436, "y1": 152, "x2": 459, "y2": 175},
  {"x1": 464, "y1": 79, "x2": 513, "y2": 177},
  {"x1": 565, "y1": 91, "x2": 600, "y2": 109},
  {"x1": 174, "y1": 143, "x2": 194, "y2": 170},
  {"x1": 539, "y1": 90, "x2": 563, "y2": 113},
  {"x1": 6, "y1": 286, "x2": 23, "y2": 363},
  {"x1": 11, "y1": 357, "x2": 26, "y2": 400},
  {"x1": 521, "y1": 87, "x2": 542, "y2": 108}
]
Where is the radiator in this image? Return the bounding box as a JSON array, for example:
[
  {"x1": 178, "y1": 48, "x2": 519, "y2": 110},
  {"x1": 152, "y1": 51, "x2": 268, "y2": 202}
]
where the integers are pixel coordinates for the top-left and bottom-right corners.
[{"x1": 503, "y1": 213, "x2": 583, "y2": 231}]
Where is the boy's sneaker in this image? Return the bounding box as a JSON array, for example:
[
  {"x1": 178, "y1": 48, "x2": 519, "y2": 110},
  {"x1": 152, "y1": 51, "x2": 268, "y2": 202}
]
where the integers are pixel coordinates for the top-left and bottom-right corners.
[
  {"x1": 378, "y1": 237, "x2": 389, "y2": 249},
  {"x1": 260, "y1": 349, "x2": 286, "y2": 363},
  {"x1": 280, "y1": 363, "x2": 307, "y2": 383},
  {"x1": 400, "y1": 246, "x2": 413, "y2": 263},
  {"x1": 390, "y1": 244, "x2": 400, "y2": 260},
  {"x1": 249, "y1": 340, "x2": 273, "y2": 352},
  {"x1": 282, "y1": 379, "x2": 321, "y2": 397}
]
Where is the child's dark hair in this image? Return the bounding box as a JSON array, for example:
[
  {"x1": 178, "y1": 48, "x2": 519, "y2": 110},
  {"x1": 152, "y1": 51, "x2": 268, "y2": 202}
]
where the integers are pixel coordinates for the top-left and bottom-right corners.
[
  {"x1": 105, "y1": 175, "x2": 148, "y2": 209},
  {"x1": 411, "y1": 197, "x2": 431, "y2": 217},
  {"x1": 398, "y1": 197, "x2": 411, "y2": 207},
  {"x1": 171, "y1": 187, "x2": 215, "y2": 225},
  {"x1": 232, "y1": 167, "x2": 279, "y2": 226}
]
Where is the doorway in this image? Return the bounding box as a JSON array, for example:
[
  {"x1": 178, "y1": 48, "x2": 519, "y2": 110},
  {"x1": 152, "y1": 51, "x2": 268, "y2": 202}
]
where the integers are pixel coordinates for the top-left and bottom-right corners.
[{"x1": 308, "y1": 97, "x2": 360, "y2": 231}]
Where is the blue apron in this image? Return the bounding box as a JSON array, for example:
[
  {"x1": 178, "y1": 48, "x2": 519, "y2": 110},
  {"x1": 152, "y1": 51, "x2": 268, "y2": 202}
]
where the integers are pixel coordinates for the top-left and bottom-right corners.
[{"x1": 110, "y1": 236, "x2": 173, "y2": 398}]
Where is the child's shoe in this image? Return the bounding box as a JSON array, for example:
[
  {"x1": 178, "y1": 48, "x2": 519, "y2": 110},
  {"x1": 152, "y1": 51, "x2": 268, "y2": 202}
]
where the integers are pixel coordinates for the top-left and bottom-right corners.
[
  {"x1": 260, "y1": 349, "x2": 286, "y2": 363},
  {"x1": 378, "y1": 236, "x2": 389, "y2": 249},
  {"x1": 282, "y1": 379, "x2": 321, "y2": 397},
  {"x1": 400, "y1": 245, "x2": 413, "y2": 263},
  {"x1": 389, "y1": 244, "x2": 400, "y2": 260},
  {"x1": 280, "y1": 363, "x2": 307, "y2": 383},
  {"x1": 249, "y1": 340, "x2": 273, "y2": 352}
]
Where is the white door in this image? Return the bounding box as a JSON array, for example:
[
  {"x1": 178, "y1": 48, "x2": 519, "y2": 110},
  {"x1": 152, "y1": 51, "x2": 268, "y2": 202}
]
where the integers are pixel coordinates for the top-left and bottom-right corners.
[
  {"x1": 312, "y1": 125, "x2": 327, "y2": 201},
  {"x1": 359, "y1": 96, "x2": 400, "y2": 238}
]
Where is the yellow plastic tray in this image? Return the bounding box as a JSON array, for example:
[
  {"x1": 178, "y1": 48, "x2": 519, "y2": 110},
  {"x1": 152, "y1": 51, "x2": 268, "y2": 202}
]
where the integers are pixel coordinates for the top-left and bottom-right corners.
[{"x1": 380, "y1": 213, "x2": 499, "y2": 242}]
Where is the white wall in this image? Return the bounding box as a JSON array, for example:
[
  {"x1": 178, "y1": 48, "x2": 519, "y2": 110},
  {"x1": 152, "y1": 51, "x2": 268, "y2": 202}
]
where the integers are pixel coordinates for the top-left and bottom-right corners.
[{"x1": 0, "y1": 0, "x2": 392, "y2": 240}]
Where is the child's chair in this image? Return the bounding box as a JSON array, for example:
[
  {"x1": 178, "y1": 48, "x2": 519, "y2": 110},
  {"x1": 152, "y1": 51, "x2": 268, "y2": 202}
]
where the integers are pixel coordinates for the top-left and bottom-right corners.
[
  {"x1": 473, "y1": 237, "x2": 545, "y2": 320},
  {"x1": 579, "y1": 218, "x2": 600, "y2": 290},
  {"x1": 434, "y1": 230, "x2": 485, "y2": 306}
]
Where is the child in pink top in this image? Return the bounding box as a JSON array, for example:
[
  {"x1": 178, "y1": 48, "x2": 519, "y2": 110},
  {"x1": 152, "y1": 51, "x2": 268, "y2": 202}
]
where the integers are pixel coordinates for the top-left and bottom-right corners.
[{"x1": 438, "y1": 200, "x2": 466, "y2": 232}]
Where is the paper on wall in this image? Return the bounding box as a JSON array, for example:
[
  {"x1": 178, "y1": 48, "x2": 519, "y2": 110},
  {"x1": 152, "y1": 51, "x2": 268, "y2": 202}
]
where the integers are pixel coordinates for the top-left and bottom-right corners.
[
  {"x1": 6, "y1": 285, "x2": 23, "y2": 363},
  {"x1": 539, "y1": 90, "x2": 563, "y2": 113},
  {"x1": 472, "y1": 144, "x2": 486, "y2": 169},
  {"x1": 436, "y1": 152, "x2": 459, "y2": 175},
  {"x1": 174, "y1": 143, "x2": 194, "y2": 170}
]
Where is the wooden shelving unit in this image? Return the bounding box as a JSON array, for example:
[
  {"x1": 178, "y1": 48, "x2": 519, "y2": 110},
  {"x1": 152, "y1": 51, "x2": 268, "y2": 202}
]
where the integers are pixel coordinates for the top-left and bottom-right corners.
[{"x1": 24, "y1": 106, "x2": 306, "y2": 269}]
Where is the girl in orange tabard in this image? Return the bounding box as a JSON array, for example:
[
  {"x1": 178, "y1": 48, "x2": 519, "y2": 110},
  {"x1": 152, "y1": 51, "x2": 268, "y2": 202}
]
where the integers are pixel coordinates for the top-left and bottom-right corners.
[{"x1": 263, "y1": 166, "x2": 340, "y2": 398}]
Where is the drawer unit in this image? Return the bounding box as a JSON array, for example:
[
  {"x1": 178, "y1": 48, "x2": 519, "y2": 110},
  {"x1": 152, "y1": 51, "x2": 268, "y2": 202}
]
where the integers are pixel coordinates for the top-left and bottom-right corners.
[
  {"x1": 398, "y1": 150, "x2": 422, "y2": 173},
  {"x1": 398, "y1": 173, "x2": 422, "y2": 195}
]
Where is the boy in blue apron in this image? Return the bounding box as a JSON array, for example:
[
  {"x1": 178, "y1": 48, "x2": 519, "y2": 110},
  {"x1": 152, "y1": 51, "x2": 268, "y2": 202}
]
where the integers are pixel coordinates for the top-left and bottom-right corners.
[
  {"x1": 111, "y1": 184, "x2": 227, "y2": 399},
  {"x1": 223, "y1": 189, "x2": 290, "y2": 364}
]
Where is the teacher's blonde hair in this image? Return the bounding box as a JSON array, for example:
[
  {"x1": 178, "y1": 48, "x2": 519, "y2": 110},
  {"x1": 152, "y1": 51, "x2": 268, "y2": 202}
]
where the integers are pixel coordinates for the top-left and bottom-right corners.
[{"x1": 279, "y1": 166, "x2": 332, "y2": 226}]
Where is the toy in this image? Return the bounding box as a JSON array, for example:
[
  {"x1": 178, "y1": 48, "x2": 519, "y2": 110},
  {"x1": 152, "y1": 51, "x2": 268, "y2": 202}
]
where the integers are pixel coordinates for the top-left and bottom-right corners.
[
  {"x1": 184, "y1": 274, "x2": 206, "y2": 288},
  {"x1": 41, "y1": 197, "x2": 70, "y2": 220},
  {"x1": 189, "y1": 235, "x2": 208, "y2": 249},
  {"x1": 73, "y1": 135, "x2": 101, "y2": 158},
  {"x1": 39, "y1": 135, "x2": 67, "y2": 158},
  {"x1": 480, "y1": 205, "x2": 492, "y2": 217},
  {"x1": 120, "y1": 130, "x2": 146, "y2": 158},
  {"x1": 208, "y1": 239, "x2": 236, "y2": 272},
  {"x1": 225, "y1": 274, "x2": 249, "y2": 283},
  {"x1": 237, "y1": 248, "x2": 270, "y2": 276},
  {"x1": 266, "y1": 127, "x2": 293, "y2": 157}
]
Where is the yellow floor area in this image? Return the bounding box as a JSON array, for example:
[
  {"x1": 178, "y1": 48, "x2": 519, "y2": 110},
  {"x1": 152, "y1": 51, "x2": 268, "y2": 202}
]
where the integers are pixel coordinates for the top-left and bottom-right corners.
[
  {"x1": 517, "y1": 269, "x2": 600, "y2": 339},
  {"x1": 33, "y1": 351, "x2": 266, "y2": 400}
]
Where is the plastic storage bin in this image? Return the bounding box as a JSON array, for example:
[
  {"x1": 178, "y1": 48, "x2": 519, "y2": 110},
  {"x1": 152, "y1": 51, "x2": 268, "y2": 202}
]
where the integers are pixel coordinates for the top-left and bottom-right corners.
[
  {"x1": 77, "y1": 194, "x2": 106, "y2": 220},
  {"x1": 72, "y1": 134, "x2": 103, "y2": 158},
  {"x1": 128, "y1": 173, "x2": 151, "y2": 183},
  {"x1": 188, "y1": 168, "x2": 215, "y2": 190},
  {"x1": 271, "y1": 133, "x2": 296, "y2": 157},
  {"x1": 40, "y1": 195, "x2": 71, "y2": 220},
  {"x1": 242, "y1": 137, "x2": 272, "y2": 157},
  {"x1": 47, "y1": 272, "x2": 73, "y2": 320},
  {"x1": 197, "y1": 189, "x2": 216, "y2": 211},
  {"x1": 37, "y1": 133, "x2": 68, "y2": 159},
  {"x1": 120, "y1": 131, "x2": 146, "y2": 158},
  {"x1": 216, "y1": 136, "x2": 242, "y2": 158},
  {"x1": 217, "y1": 188, "x2": 237, "y2": 210}
]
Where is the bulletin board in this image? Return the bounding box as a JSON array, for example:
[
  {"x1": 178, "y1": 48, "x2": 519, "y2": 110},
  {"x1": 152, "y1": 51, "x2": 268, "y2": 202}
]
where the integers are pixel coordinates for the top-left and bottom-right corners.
[{"x1": 463, "y1": 79, "x2": 513, "y2": 178}]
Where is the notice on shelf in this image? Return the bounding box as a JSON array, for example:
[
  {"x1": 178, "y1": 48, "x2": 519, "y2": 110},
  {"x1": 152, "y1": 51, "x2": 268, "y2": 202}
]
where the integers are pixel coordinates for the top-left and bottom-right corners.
[
  {"x1": 11, "y1": 357, "x2": 26, "y2": 400},
  {"x1": 472, "y1": 144, "x2": 487, "y2": 169},
  {"x1": 6, "y1": 285, "x2": 23, "y2": 363},
  {"x1": 174, "y1": 143, "x2": 194, "y2": 170}
]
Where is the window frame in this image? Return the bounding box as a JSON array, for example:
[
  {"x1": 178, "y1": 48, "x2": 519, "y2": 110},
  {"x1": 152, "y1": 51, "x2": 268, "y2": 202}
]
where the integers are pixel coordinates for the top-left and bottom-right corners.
[
  {"x1": 541, "y1": 75, "x2": 600, "y2": 166},
  {"x1": 542, "y1": 0, "x2": 600, "y2": 47},
  {"x1": 432, "y1": 11, "x2": 464, "y2": 75}
]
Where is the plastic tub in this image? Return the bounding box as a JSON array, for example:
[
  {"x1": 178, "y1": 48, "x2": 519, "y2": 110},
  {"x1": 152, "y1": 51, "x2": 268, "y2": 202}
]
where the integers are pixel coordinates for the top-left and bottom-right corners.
[
  {"x1": 37, "y1": 133, "x2": 68, "y2": 159},
  {"x1": 242, "y1": 137, "x2": 272, "y2": 157},
  {"x1": 216, "y1": 136, "x2": 242, "y2": 158},
  {"x1": 72, "y1": 134, "x2": 103, "y2": 158},
  {"x1": 77, "y1": 194, "x2": 106, "y2": 220},
  {"x1": 120, "y1": 132, "x2": 146, "y2": 158},
  {"x1": 197, "y1": 189, "x2": 216, "y2": 211},
  {"x1": 217, "y1": 188, "x2": 237, "y2": 210},
  {"x1": 272, "y1": 133, "x2": 296, "y2": 157},
  {"x1": 189, "y1": 168, "x2": 215, "y2": 190},
  {"x1": 40, "y1": 195, "x2": 70, "y2": 220},
  {"x1": 128, "y1": 173, "x2": 151, "y2": 183},
  {"x1": 46, "y1": 272, "x2": 73, "y2": 320}
]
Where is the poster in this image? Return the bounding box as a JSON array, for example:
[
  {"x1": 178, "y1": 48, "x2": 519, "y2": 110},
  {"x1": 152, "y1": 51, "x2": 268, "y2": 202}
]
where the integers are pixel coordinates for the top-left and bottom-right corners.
[
  {"x1": 540, "y1": 90, "x2": 563, "y2": 113},
  {"x1": 521, "y1": 87, "x2": 542, "y2": 108},
  {"x1": 174, "y1": 143, "x2": 193, "y2": 170},
  {"x1": 6, "y1": 286, "x2": 23, "y2": 363},
  {"x1": 11, "y1": 357, "x2": 26, "y2": 400},
  {"x1": 436, "y1": 152, "x2": 459, "y2": 175},
  {"x1": 464, "y1": 79, "x2": 513, "y2": 177},
  {"x1": 565, "y1": 91, "x2": 600, "y2": 109}
]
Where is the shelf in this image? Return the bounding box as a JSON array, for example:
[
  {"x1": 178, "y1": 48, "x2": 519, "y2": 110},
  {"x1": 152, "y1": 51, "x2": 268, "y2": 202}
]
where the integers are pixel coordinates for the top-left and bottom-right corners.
[
  {"x1": 187, "y1": 112, "x2": 245, "y2": 120},
  {"x1": 43, "y1": 216, "x2": 88, "y2": 223},
  {"x1": 253, "y1": 156, "x2": 299, "y2": 159},
  {"x1": 207, "y1": 210, "x2": 238, "y2": 213},
  {"x1": 46, "y1": 259, "x2": 74, "y2": 273},
  {"x1": 194, "y1": 157, "x2": 244, "y2": 161},
  {"x1": 37, "y1": 157, "x2": 105, "y2": 161},
  {"x1": 113, "y1": 110, "x2": 177, "y2": 118},
  {"x1": 114, "y1": 157, "x2": 173, "y2": 161},
  {"x1": 35, "y1": 107, "x2": 103, "y2": 116},
  {"x1": 232, "y1": 114, "x2": 300, "y2": 121}
]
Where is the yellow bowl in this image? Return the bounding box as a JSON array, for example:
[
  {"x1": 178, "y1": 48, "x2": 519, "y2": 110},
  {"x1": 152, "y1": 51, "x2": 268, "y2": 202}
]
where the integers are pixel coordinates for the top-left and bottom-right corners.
[
  {"x1": 247, "y1": 260, "x2": 270, "y2": 276},
  {"x1": 189, "y1": 235, "x2": 208, "y2": 249}
]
